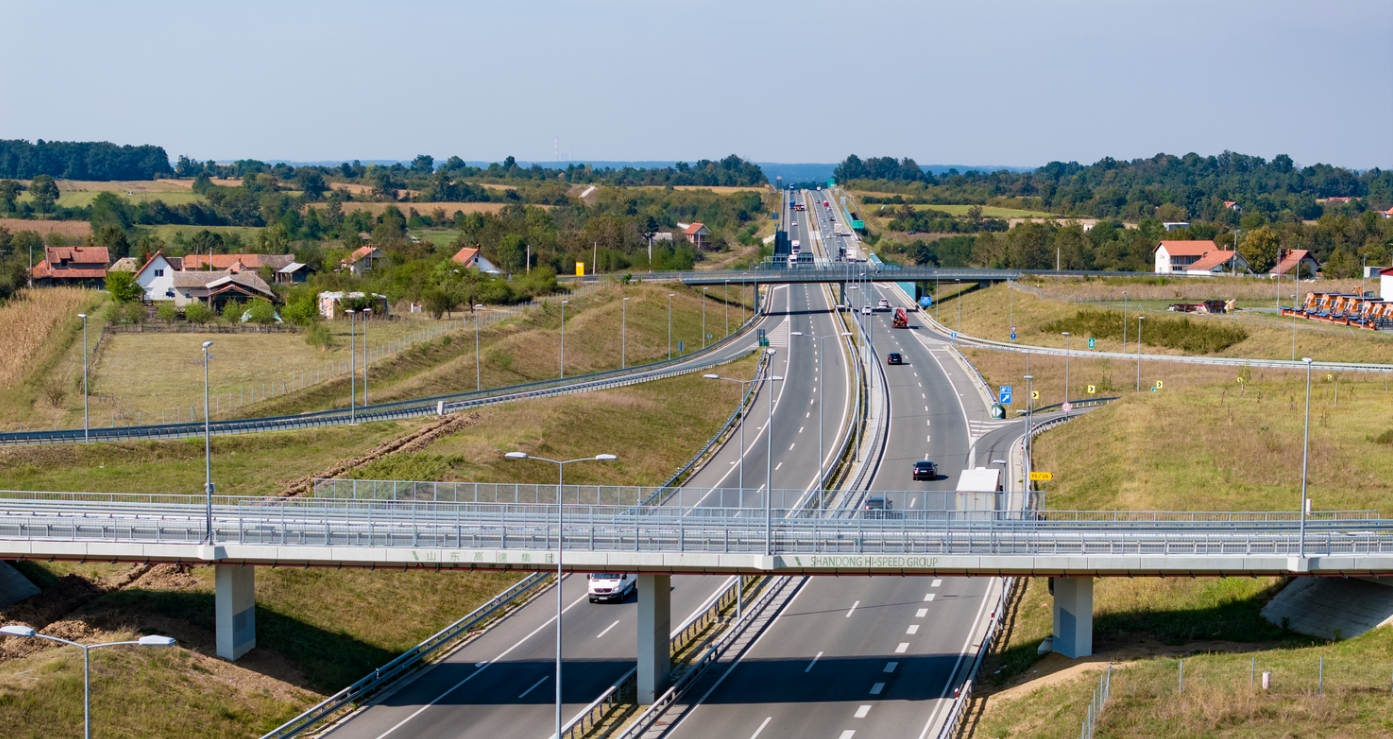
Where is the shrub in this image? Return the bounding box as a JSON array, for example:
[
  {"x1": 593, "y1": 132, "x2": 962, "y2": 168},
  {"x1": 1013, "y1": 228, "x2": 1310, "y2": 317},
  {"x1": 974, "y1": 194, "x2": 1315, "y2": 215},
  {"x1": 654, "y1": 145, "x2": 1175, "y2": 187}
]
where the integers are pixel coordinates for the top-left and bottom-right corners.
[
  {"x1": 156, "y1": 303, "x2": 179, "y2": 322},
  {"x1": 104, "y1": 270, "x2": 142, "y2": 303},
  {"x1": 221, "y1": 300, "x2": 243, "y2": 323},
  {"x1": 1040, "y1": 309, "x2": 1248, "y2": 354},
  {"x1": 305, "y1": 322, "x2": 334, "y2": 350},
  {"x1": 122, "y1": 301, "x2": 145, "y2": 324},
  {"x1": 184, "y1": 302, "x2": 213, "y2": 324},
  {"x1": 1375, "y1": 429, "x2": 1393, "y2": 445},
  {"x1": 246, "y1": 298, "x2": 276, "y2": 325}
]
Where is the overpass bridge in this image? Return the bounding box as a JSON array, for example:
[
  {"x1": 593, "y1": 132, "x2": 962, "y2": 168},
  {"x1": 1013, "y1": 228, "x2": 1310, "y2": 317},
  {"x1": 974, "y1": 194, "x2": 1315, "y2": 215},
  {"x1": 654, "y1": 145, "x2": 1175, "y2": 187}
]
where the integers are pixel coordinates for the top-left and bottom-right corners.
[
  {"x1": 566, "y1": 266, "x2": 1162, "y2": 287},
  {"x1": 3, "y1": 490, "x2": 1391, "y2": 665}
]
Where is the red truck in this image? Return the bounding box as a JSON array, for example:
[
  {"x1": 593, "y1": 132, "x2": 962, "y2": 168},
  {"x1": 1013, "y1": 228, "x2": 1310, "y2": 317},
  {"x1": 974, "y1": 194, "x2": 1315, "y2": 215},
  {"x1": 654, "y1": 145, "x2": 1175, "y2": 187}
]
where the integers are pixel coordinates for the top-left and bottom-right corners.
[{"x1": 892, "y1": 307, "x2": 909, "y2": 328}]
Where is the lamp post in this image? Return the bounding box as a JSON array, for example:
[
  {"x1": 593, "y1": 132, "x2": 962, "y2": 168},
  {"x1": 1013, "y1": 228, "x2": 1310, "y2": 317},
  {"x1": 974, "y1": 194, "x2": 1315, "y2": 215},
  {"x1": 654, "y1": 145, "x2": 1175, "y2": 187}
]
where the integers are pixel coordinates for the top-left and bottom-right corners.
[
  {"x1": 667, "y1": 293, "x2": 675, "y2": 359},
  {"x1": 704, "y1": 351, "x2": 781, "y2": 494},
  {"x1": 1291, "y1": 295, "x2": 1298, "y2": 361},
  {"x1": 78, "y1": 313, "x2": 89, "y2": 442},
  {"x1": 202, "y1": 340, "x2": 214, "y2": 543},
  {"x1": 724, "y1": 280, "x2": 730, "y2": 336},
  {"x1": 474, "y1": 305, "x2": 484, "y2": 392},
  {"x1": 1300, "y1": 357, "x2": 1313, "y2": 557},
  {"x1": 560, "y1": 300, "x2": 568, "y2": 379},
  {"x1": 503, "y1": 451, "x2": 617, "y2": 739},
  {"x1": 0, "y1": 625, "x2": 175, "y2": 739},
  {"x1": 702, "y1": 288, "x2": 708, "y2": 349},
  {"x1": 1061, "y1": 331, "x2": 1071, "y2": 416},
  {"x1": 1023, "y1": 373, "x2": 1034, "y2": 509},
  {"x1": 621, "y1": 297, "x2": 629, "y2": 369},
  {"x1": 1136, "y1": 317, "x2": 1144, "y2": 391},
  {"x1": 345, "y1": 309, "x2": 356, "y2": 423},
  {"x1": 362, "y1": 307, "x2": 371, "y2": 405},
  {"x1": 1121, "y1": 291, "x2": 1128, "y2": 353}
]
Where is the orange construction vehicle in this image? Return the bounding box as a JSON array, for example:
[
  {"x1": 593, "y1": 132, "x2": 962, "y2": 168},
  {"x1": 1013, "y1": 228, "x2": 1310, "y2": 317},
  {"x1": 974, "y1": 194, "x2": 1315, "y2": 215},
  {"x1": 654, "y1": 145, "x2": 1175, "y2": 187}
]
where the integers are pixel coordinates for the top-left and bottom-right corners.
[{"x1": 892, "y1": 307, "x2": 909, "y2": 328}]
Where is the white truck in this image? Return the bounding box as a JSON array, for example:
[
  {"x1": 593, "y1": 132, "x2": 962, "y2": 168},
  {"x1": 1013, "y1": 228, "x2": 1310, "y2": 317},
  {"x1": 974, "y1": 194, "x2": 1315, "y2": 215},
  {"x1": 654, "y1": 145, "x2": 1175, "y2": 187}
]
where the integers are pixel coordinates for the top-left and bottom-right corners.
[{"x1": 587, "y1": 573, "x2": 636, "y2": 603}]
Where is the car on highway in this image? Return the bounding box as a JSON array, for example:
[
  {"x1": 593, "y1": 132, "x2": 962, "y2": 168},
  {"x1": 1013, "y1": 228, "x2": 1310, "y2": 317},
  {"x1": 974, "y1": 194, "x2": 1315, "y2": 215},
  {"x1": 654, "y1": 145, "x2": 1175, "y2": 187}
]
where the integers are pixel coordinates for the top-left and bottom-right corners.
[
  {"x1": 587, "y1": 573, "x2": 636, "y2": 603},
  {"x1": 913, "y1": 460, "x2": 938, "y2": 481},
  {"x1": 886, "y1": 352, "x2": 903, "y2": 365},
  {"x1": 862, "y1": 495, "x2": 894, "y2": 518},
  {"x1": 877, "y1": 298, "x2": 890, "y2": 310},
  {"x1": 861, "y1": 305, "x2": 872, "y2": 315}
]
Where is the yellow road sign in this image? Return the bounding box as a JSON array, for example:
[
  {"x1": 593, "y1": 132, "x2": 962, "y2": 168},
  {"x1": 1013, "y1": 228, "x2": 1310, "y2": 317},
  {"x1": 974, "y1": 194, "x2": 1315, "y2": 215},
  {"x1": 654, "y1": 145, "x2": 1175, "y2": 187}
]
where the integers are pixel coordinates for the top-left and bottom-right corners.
[
  {"x1": 1087, "y1": 385, "x2": 1096, "y2": 394},
  {"x1": 1031, "y1": 390, "x2": 1040, "y2": 400},
  {"x1": 1029, "y1": 471, "x2": 1053, "y2": 481},
  {"x1": 575, "y1": 261, "x2": 586, "y2": 277},
  {"x1": 1155, "y1": 380, "x2": 1164, "y2": 389}
]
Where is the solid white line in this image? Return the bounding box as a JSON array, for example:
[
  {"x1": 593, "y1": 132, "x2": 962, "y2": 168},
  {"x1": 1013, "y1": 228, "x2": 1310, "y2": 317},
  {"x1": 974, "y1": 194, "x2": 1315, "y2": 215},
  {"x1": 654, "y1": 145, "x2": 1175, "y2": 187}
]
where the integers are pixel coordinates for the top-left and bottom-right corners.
[
  {"x1": 895, "y1": 643, "x2": 909, "y2": 653},
  {"x1": 518, "y1": 675, "x2": 549, "y2": 698},
  {"x1": 805, "y1": 651, "x2": 823, "y2": 672},
  {"x1": 918, "y1": 585, "x2": 996, "y2": 739},
  {"x1": 855, "y1": 705, "x2": 872, "y2": 718},
  {"x1": 846, "y1": 600, "x2": 860, "y2": 617},
  {"x1": 916, "y1": 608, "x2": 928, "y2": 618},
  {"x1": 907, "y1": 624, "x2": 919, "y2": 635},
  {"x1": 869, "y1": 682, "x2": 885, "y2": 695},
  {"x1": 884, "y1": 661, "x2": 898, "y2": 673},
  {"x1": 750, "y1": 717, "x2": 773, "y2": 739},
  {"x1": 374, "y1": 587, "x2": 588, "y2": 738},
  {"x1": 597, "y1": 620, "x2": 620, "y2": 638}
]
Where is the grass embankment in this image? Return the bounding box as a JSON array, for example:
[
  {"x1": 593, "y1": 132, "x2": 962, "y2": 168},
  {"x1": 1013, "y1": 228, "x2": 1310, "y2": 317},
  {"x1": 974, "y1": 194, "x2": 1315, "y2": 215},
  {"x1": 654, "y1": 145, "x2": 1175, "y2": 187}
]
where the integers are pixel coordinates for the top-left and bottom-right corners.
[
  {"x1": 962, "y1": 349, "x2": 1393, "y2": 736},
  {"x1": 937, "y1": 279, "x2": 1393, "y2": 365},
  {"x1": 0, "y1": 353, "x2": 757, "y2": 737},
  {"x1": 0, "y1": 288, "x2": 109, "y2": 431},
  {"x1": 235, "y1": 281, "x2": 754, "y2": 419}
]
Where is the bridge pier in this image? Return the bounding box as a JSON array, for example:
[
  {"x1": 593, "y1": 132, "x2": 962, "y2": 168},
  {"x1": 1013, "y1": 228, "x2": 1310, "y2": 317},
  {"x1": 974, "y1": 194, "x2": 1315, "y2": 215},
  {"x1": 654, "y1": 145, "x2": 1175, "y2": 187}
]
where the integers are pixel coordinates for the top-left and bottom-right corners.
[
  {"x1": 636, "y1": 573, "x2": 671, "y2": 704},
  {"x1": 752, "y1": 283, "x2": 760, "y2": 314},
  {"x1": 1051, "y1": 576, "x2": 1093, "y2": 659},
  {"x1": 216, "y1": 564, "x2": 256, "y2": 661}
]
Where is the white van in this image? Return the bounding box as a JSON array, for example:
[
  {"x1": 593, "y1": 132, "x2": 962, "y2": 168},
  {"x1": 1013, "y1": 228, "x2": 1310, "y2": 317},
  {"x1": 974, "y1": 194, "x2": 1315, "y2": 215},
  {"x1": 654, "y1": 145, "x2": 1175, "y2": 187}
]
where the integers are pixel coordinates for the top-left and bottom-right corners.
[{"x1": 587, "y1": 573, "x2": 636, "y2": 603}]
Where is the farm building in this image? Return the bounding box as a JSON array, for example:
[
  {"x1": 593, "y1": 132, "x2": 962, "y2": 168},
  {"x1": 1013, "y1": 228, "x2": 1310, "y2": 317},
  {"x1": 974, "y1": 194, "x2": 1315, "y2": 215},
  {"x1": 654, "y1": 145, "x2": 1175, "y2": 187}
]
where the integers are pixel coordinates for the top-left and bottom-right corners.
[
  {"x1": 31, "y1": 246, "x2": 110, "y2": 288},
  {"x1": 451, "y1": 246, "x2": 502, "y2": 274},
  {"x1": 171, "y1": 270, "x2": 278, "y2": 310},
  {"x1": 340, "y1": 246, "x2": 384, "y2": 276},
  {"x1": 1269, "y1": 249, "x2": 1321, "y2": 279}
]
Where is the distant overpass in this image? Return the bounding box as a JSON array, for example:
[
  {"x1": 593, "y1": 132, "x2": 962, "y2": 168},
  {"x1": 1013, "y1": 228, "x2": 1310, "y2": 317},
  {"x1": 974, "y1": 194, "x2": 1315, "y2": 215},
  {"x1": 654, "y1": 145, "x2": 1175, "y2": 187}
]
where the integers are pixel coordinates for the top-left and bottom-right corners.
[{"x1": 564, "y1": 266, "x2": 1166, "y2": 286}]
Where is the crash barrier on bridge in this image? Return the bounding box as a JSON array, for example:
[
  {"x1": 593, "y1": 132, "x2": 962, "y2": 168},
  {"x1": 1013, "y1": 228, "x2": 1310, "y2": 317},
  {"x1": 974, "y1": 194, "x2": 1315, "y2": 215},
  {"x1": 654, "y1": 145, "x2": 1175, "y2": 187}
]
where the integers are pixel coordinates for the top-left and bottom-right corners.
[
  {"x1": 616, "y1": 575, "x2": 798, "y2": 739},
  {"x1": 558, "y1": 574, "x2": 765, "y2": 739},
  {"x1": 260, "y1": 572, "x2": 550, "y2": 739},
  {"x1": 0, "y1": 302, "x2": 767, "y2": 446},
  {"x1": 561, "y1": 267, "x2": 1178, "y2": 286}
]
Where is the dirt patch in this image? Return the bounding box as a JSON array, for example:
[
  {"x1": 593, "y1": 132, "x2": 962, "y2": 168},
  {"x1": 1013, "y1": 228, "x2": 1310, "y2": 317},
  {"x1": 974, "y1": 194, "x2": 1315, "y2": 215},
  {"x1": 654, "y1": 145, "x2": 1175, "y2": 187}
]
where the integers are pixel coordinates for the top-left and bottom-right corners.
[{"x1": 278, "y1": 410, "x2": 483, "y2": 497}]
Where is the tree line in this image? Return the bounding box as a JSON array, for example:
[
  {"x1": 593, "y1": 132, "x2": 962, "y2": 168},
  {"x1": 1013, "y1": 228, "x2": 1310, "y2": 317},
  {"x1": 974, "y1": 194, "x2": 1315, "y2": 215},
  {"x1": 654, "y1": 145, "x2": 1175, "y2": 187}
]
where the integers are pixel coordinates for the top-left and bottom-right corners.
[{"x1": 0, "y1": 140, "x2": 173, "y2": 180}]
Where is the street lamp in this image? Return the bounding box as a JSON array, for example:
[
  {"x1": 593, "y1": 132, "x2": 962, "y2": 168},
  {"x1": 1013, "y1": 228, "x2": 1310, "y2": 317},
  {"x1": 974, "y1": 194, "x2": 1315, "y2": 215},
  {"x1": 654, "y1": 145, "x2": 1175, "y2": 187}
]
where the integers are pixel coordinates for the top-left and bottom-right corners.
[
  {"x1": 504, "y1": 451, "x2": 617, "y2": 739},
  {"x1": 202, "y1": 340, "x2": 214, "y2": 542},
  {"x1": 1300, "y1": 357, "x2": 1313, "y2": 557},
  {"x1": 1136, "y1": 317, "x2": 1144, "y2": 391},
  {"x1": 621, "y1": 297, "x2": 629, "y2": 369},
  {"x1": 78, "y1": 312, "x2": 89, "y2": 442},
  {"x1": 1291, "y1": 295, "x2": 1298, "y2": 361},
  {"x1": 703, "y1": 350, "x2": 781, "y2": 494},
  {"x1": 667, "y1": 293, "x2": 675, "y2": 359},
  {"x1": 1023, "y1": 374, "x2": 1034, "y2": 509},
  {"x1": 560, "y1": 300, "x2": 569, "y2": 379},
  {"x1": 362, "y1": 307, "x2": 372, "y2": 404},
  {"x1": 724, "y1": 280, "x2": 730, "y2": 336},
  {"x1": 0, "y1": 625, "x2": 175, "y2": 739},
  {"x1": 345, "y1": 309, "x2": 356, "y2": 423},
  {"x1": 702, "y1": 288, "x2": 708, "y2": 349},
  {"x1": 1061, "y1": 331, "x2": 1071, "y2": 416},
  {"x1": 1121, "y1": 291, "x2": 1128, "y2": 353},
  {"x1": 474, "y1": 304, "x2": 484, "y2": 392}
]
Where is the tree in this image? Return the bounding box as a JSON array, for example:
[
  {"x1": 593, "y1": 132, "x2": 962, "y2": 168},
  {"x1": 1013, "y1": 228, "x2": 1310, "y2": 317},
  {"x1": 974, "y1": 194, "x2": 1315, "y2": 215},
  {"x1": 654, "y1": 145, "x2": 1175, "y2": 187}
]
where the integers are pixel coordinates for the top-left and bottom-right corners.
[
  {"x1": 299, "y1": 171, "x2": 327, "y2": 201},
  {"x1": 0, "y1": 180, "x2": 20, "y2": 213},
  {"x1": 1238, "y1": 225, "x2": 1280, "y2": 273},
  {"x1": 28, "y1": 175, "x2": 59, "y2": 214},
  {"x1": 94, "y1": 224, "x2": 132, "y2": 260},
  {"x1": 104, "y1": 270, "x2": 142, "y2": 302},
  {"x1": 246, "y1": 298, "x2": 277, "y2": 324},
  {"x1": 184, "y1": 302, "x2": 213, "y2": 323}
]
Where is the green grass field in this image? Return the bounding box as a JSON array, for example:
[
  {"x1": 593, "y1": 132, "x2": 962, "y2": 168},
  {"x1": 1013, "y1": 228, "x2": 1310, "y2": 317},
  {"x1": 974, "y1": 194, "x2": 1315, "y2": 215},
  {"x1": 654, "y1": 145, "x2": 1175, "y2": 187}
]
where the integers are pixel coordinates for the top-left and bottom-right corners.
[
  {"x1": 903, "y1": 203, "x2": 1058, "y2": 219},
  {"x1": 143, "y1": 224, "x2": 264, "y2": 242},
  {"x1": 17, "y1": 190, "x2": 207, "y2": 209}
]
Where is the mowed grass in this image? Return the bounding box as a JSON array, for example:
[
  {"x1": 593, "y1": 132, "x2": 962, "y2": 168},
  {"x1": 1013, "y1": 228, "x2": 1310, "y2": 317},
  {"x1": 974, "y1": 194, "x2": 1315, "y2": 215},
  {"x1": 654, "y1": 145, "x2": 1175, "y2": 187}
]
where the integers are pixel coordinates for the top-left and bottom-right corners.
[
  {"x1": 84, "y1": 313, "x2": 440, "y2": 424},
  {"x1": 934, "y1": 280, "x2": 1393, "y2": 364}
]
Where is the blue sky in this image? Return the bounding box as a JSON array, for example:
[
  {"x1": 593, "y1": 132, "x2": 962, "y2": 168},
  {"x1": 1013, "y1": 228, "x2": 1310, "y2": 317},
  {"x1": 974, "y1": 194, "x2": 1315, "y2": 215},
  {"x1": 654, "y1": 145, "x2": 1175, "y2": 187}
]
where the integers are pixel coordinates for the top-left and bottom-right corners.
[{"x1": 1, "y1": 0, "x2": 1389, "y2": 169}]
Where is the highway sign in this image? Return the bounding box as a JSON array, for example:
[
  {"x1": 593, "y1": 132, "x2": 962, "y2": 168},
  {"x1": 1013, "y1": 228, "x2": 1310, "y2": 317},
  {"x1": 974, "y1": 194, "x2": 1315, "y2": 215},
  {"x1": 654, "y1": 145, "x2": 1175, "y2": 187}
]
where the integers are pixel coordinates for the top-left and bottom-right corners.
[
  {"x1": 950, "y1": 331, "x2": 958, "y2": 339},
  {"x1": 1029, "y1": 471, "x2": 1053, "y2": 481},
  {"x1": 1010, "y1": 331, "x2": 1017, "y2": 341},
  {"x1": 1087, "y1": 385, "x2": 1096, "y2": 394},
  {"x1": 920, "y1": 296, "x2": 932, "y2": 307},
  {"x1": 999, "y1": 385, "x2": 1013, "y2": 404},
  {"x1": 1062, "y1": 401, "x2": 1073, "y2": 412},
  {"x1": 1155, "y1": 380, "x2": 1163, "y2": 389},
  {"x1": 990, "y1": 403, "x2": 1006, "y2": 419},
  {"x1": 677, "y1": 341, "x2": 685, "y2": 353},
  {"x1": 1088, "y1": 337, "x2": 1096, "y2": 349},
  {"x1": 1031, "y1": 390, "x2": 1039, "y2": 400}
]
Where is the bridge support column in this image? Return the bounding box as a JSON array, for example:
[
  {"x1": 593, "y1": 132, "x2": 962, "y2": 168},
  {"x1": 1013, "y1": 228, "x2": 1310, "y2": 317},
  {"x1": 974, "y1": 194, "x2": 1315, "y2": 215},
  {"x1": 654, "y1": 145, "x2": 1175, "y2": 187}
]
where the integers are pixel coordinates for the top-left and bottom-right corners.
[
  {"x1": 839, "y1": 281, "x2": 846, "y2": 306},
  {"x1": 1051, "y1": 576, "x2": 1092, "y2": 659},
  {"x1": 216, "y1": 564, "x2": 256, "y2": 661},
  {"x1": 753, "y1": 283, "x2": 760, "y2": 314},
  {"x1": 636, "y1": 574, "x2": 671, "y2": 704}
]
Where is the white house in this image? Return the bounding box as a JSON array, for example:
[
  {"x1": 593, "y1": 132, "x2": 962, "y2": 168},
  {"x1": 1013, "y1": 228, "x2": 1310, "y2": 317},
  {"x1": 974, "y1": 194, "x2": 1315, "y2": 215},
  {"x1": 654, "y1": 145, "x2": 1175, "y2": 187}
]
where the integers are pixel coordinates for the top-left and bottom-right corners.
[
  {"x1": 133, "y1": 250, "x2": 179, "y2": 301},
  {"x1": 340, "y1": 245, "x2": 384, "y2": 276},
  {"x1": 1154, "y1": 240, "x2": 1250, "y2": 276},
  {"x1": 1381, "y1": 267, "x2": 1393, "y2": 300}
]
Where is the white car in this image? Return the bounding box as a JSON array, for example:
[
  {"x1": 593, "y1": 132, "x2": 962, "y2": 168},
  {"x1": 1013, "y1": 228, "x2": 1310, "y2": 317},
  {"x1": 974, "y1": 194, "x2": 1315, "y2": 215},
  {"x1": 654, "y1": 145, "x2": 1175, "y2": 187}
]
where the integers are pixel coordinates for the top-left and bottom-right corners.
[
  {"x1": 862, "y1": 305, "x2": 872, "y2": 315},
  {"x1": 878, "y1": 298, "x2": 890, "y2": 310},
  {"x1": 588, "y1": 573, "x2": 636, "y2": 603}
]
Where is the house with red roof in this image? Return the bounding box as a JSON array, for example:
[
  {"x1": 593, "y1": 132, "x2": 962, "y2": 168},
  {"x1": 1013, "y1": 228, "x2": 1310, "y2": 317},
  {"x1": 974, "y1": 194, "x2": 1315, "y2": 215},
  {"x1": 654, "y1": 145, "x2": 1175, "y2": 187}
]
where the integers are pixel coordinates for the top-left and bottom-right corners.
[
  {"x1": 180, "y1": 253, "x2": 295, "y2": 272},
  {"x1": 1153, "y1": 240, "x2": 1249, "y2": 276},
  {"x1": 677, "y1": 222, "x2": 710, "y2": 250},
  {"x1": 1269, "y1": 249, "x2": 1321, "y2": 279},
  {"x1": 451, "y1": 245, "x2": 501, "y2": 273},
  {"x1": 31, "y1": 246, "x2": 110, "y2": 288},
  {"x1": 132, "y1": 249, "x2": 179, "y2": 301},
  {"x1": 340, "y1": 245, "x2": 384, "y2": 276}
]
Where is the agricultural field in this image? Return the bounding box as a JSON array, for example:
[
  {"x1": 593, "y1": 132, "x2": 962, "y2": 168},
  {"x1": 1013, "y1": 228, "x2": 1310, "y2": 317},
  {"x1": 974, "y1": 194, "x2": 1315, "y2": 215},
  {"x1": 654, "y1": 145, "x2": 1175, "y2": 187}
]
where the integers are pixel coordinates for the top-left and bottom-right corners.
[
  {"x1": 0, "y1": 218, "x2": 91, "y2": 239},
  {"x1": 0, "y1": 352, "x2": 757, "y2": 737},
  {"x1": 0, "y1": 288, "x2": 108, "y2": 431},
  {"x1": 143, "y1": 224, "x2": 263, "y2": 243},
  {"x1": 333, "y1": 201, "x2": 518, "y2": 217},
  {"x1": 14, "y1": 179, "x2": 207, "y2": 209}
]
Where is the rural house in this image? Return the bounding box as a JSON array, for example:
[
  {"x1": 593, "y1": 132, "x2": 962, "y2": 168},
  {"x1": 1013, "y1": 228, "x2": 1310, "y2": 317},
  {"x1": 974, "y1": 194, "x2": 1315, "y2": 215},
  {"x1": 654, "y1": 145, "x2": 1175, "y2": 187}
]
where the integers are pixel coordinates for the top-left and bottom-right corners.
[
  {"x1": 1269, "y1": 249, "x2": 1321, "y2": 279},
  {"x1": 341, "y1": 245, "x2": 384, "y2": 276},
  {"x1": 1153, "y1": 240, "x2": 1250, "y2": 276},
  {"x1": 180, "y1": 253, "x2": 296, "y2": 273},
  {"x1": 31, "y1": 246, "x2": 110, "y2": 288},
  {"x1": 678, "y1": 222, "x2": 710, "y2": 250},
  {"x1": 317, "y1": 291, "x2": 390, "y2": 320},
  {"x1": 171, "y1": 270, "x2": 278, "y2": 310},
  {"x1": 276, "y1": 262, "x2": 310, "y2": 284},
  {"x1": 451, "y1": 246, "x2": 501, "y2": 274},
  {"x1": 132, "y1": 249, "x2": 179, "y2": 301}
]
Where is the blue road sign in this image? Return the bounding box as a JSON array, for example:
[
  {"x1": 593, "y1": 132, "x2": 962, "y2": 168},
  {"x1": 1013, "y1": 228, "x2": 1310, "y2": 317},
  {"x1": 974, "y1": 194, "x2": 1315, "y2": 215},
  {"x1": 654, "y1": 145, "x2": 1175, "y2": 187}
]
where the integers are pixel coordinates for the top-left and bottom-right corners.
[
  {"x1": 999, "y1": 385, "x2": 1013, "y2": 404},
  {"x1": 677, "y1": 341, "x2": 685, "y2": 353},
  {"x1": 920, "y1": 296, "x2": 933, "y2": 307},
  {"x1": 1010, "y1": 331, "x2": 1017, "y2": 341},
  {"x1": 950, "y1": 331, "x2": 958, "y2": 339}
]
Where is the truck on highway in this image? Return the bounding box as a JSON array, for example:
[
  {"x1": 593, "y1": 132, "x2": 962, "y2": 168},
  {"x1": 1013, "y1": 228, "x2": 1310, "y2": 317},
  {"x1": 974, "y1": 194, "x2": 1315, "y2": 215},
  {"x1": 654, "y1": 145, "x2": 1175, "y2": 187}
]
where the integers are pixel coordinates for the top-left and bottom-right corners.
[
  {"x1": 892, "y1": 307, "x2": 909, "y2": 328},
  {"x1": 588, "y1": 573, "x2": 636, "y2": 603}
]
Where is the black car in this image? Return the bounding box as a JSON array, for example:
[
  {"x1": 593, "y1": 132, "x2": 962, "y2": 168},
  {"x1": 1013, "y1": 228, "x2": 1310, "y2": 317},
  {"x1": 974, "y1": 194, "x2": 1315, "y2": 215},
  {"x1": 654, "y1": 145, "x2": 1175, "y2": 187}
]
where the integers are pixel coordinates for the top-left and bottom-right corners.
[
  {"x1": 887, "y1": 352, "x2": 903, "y2": 365},
  {"x1": 913, "y1": 461, "x2": 937, "y2": 481},
  {"x1": 862, "y1": 495, "x2": 893, "y2": 519}
]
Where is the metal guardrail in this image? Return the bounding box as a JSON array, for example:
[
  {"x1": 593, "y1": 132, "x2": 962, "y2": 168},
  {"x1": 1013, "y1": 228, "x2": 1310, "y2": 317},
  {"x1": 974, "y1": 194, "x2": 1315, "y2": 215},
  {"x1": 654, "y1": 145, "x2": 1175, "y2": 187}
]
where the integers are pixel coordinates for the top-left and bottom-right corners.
[
  {"x1": 560, "y1": 666, "x2": 634, "y2": 739},
  {"x1": 0, "y1": 309, "x2": 765, "y2": 446},
  {"x1": 934, "y1": 576, "x2": 1014, "y2": 739},
  {"x1": 260, "y1": 572, "x2": 550, "y2": 739},
  {"x1": 561, "y1": 267, "x2": 1194, "y2": 285}
]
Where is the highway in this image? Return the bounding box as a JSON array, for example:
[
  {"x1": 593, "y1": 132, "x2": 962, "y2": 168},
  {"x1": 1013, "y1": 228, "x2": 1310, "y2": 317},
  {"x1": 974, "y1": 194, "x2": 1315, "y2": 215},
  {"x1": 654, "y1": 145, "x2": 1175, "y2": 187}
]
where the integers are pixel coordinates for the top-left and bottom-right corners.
[
  {"x1": 660, "y1": 192, "x2": 1004, "y2": 739},
  {"x1": 325, "y1": 191, "x2": 857, "y2": 739}
]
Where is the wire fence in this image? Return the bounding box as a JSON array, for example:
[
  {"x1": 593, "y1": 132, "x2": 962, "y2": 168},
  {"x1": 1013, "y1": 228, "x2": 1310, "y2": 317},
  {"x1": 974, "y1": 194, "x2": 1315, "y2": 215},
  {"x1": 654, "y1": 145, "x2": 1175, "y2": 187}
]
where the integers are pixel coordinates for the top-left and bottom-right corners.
[{"x1": 1078, "y1": 663, "x2": 1112, "y2": 739}]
